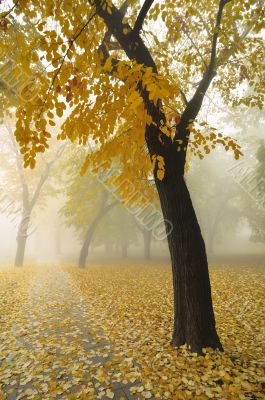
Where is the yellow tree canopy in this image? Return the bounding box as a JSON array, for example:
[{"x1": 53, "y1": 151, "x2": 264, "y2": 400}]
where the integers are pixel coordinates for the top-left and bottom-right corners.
[{"x1": 0, "y1": 0, "x2": 264, "y2": 199}]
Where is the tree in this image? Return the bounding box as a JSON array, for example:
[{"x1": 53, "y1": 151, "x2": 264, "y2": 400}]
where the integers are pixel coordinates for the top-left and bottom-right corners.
[
  {"x1": 1, "y1": 0, "x2": 264, "y2": 352},
  {"x1": 94, "y1": 204, "x2": 138, "y2": 258},
  {"x1": 246, "y1": 141, "x2": 265, "y2": 243},
  {"x1": 136, "y1": 220, "x2": 152, "y2": 260},
  {"x1": 187, "y1": 155, "x2": 242, "y2": 255},
  {"x1": 133, "y1": 208, "x2": 156, "y2": 260},
  {"x1": 60, "y1": 150, "x2": 117, "y2": 268},
  {"x1": 0, "y1": 122, "x2": 64, "y2": 266},
  {"x1": 78, "y1": 191, "x2": 117, "y2": 267}
]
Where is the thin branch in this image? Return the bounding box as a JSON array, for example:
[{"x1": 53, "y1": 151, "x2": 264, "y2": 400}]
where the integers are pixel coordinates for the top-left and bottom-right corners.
[
  {"x1": 183, "y1": 30, "x2": 208, "y2": 69},
  {"x1": 5, "y1": 123, "x2": 26, "y2": 184},
  {"x1": 180, "y1": 89, "x2": 188, "y2": 106},
  {"x1": 195, "y1": 9, "x2": 211, "y2": 37},
  {"x1": 1, "y1": 0, "x2": 19, "y2": 18},
  {"x1": 5, "y1": 123, "x2": 30, "y2": 210},
  {"x1": 29, "y1": 143, "x2": 66, "y2": 210},
  {"x1": 217, "y1": 24, "x2": 253, "y2": 67},
  {"x1": 208, "y1": 0, "x2": 232, "y2": 74},
  {"x1": 176, "y1": 0, "x2": 232, "y2": 134},
  {"x1": 134, "y1": 0, "x2": 155, "y2": 33},
  {"x1": 42, "y1": 12, "x2": 96, "y2": 111},
  {"x1": 108, "y1": 41, "x2": 122, "y2": 51},
  {"x1": 119, "y1": 0, "x2": 129, "y2": 16}
]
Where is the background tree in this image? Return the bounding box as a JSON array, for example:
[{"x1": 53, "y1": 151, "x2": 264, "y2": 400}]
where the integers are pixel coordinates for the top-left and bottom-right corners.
[
  {"x1": 60, "y1": 150, "x2": 117, "y2": 268},
  {"x1": 94, "y1": 204, "x2": 138, "y2": 258},
  {"x1": 0, "y1": 121, "x2": 64, "y2": 266},
  {"x1": 246, "y1": 141, "x2": 265, "y2": 243},
  {"x1": 1, "y1": 0, "x2": 264, "y2": 353}
]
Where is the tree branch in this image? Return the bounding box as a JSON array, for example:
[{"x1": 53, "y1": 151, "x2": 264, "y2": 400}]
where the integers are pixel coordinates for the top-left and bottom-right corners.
[
  {"x1": 41, "y1": 12, "x2": 96, "y2": 112},
  {"x1": 208, "y1": 0, "x2": 232, "y2": 74},
  {"x1": 92, "y1": 0, "x2": 171, "y2": 155},
  {"x1": 175, "y1": 0, "x2": 232, "y2": 136},
  {"x1": 29, "y1": 144, "x2": 66, "y2": 210},
  {"x1": 92, "y1": 0, "x2": 157, "y2": 71},
  {"x1": 97, "y1": 0, "x2": 129, "y2": 67},
  {"x1": 182, "y1": 30, "x2": 207, "y2": 69},
  {"x1": 1, "y1": 0, "x2": 19, "y2": 18},
  {"x1": 134, "y1": 0, "x2": 155, "y2": 33},
  {"x1": 217, "y1": 23, "x2": 253, "y2": 67},
  {"x1": 180, "y1": 89, "x2": 188, "y2": 106},
  {"x1": 5, "y1": 123, "x2": 27, "y2": 187}
]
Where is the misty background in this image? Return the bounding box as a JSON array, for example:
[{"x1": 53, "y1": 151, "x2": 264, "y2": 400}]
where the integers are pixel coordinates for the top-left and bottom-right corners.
[{"x1": 0, "y1": 104, "x2": 264, "y2": 267}]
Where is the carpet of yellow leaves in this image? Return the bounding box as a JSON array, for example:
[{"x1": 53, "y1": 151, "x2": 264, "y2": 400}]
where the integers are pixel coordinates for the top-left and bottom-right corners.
[
  {"x1": 0, "y1": 264, "x2": 152, "y2": 399},
  {"x1": 0, "y1": 265, "x2": 34, "y2": 334},
  {"x1": 66, "y1": 262, "x2": 265, "y2": 400},
  {"x1": 0, "y1": 263, "x2": 264, "y2": 400}
]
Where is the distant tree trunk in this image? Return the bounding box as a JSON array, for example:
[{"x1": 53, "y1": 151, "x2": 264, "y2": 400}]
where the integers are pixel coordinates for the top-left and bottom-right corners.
[
  {"x1": 78, "y1": 197, "x2": 117, "y2": 268},
  {"x1": 133, "y1": 217, "x2": 152, "y2": 260},
  {"x1": 207, "y1": 232, "x2": 214, "y2": 255},
  {"x1": 56, "y1": 224, "x2": 61, "y2": 255},
  {"x1": 155, "y1": 173, "x2": 223, "y2": 353},
  {"x1": 105, "y1": 241, "x2": 113, "y2": 254},
  {"x1": 14, "y1": 208, "x2": 30, "y2": 267},
  {"x1": 207, "y1": 219, "x2": 219, "y2": 255},
  {"x1": 7, "y1": 125, "x2": 64, "y2": 267},
  {"x1": 143, "y1": 229, "x2": 152, "y2": 260},
  {"x1": 207, "y1": 194, "x2": 233, "y2": 255},
  {"x1": 79, "y1": 218, "x2": 99, "y2": 268},
  {"x1": 121, "y1": 241, "x2": 128, "y2": 258}
]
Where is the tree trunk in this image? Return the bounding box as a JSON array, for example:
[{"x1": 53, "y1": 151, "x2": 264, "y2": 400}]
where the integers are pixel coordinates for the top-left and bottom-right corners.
[
  {"x1": 121, "y1": 241, "x2": 128, "y2": 258},
  {"x1": 94, "y1": 0, "x2": 226, "y2": 354},
  {"x1": 15, "y1": 235, "x2": 27, "y2": 267},
  {"x1": 78, "y1": 219, "x2": 98, "y2": 268},
  {"x1": 143, "y1": 229, "x2": 152, "y2": 260},
  {"x1": 156, "y1": 174, "x2": 223, "y2": 354},
  {"x1": 207, "y1": 232, "x2": 214, "y2": 255},
  {"x1": 78, "y1": 199, "x2": 117, "y2": 268},
  {"x1": 115, "y1": 241, "x2": 119, "y2": 255},
  {"x1": 56, "y1": 224, "x2": 62, "y2": 255},
  {"x1": 105, "y1": 241, "x2": 113, "y2": 254},
  {"x1": 14, "y1": 210, "x2": 30, "y2": 267}
]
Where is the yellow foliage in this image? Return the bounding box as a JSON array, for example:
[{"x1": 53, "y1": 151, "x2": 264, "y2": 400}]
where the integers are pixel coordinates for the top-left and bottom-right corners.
[{"x1": 0, "y1": 0, "x2": 264, "y2": 200}]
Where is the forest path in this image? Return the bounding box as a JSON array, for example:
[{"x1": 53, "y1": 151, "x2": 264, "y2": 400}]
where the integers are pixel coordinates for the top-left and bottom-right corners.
[{"x1": 0, "y1": 265, "x2": 150, "y2": 400}]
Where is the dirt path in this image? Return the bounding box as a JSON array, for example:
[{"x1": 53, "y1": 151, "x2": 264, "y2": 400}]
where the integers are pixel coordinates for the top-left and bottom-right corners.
[{"x1": 0, "y1": 265, "x2": 152, "y2": 400}]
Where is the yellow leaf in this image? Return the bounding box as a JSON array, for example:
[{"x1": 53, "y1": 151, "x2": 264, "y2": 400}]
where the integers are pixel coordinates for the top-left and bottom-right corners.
[{"x1": 157, "y1": 169, "x2": 165, "y2": 181}]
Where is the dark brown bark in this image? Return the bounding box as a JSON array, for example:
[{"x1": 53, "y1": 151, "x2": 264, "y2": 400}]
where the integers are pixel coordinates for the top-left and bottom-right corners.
[{"x1": 155, "y1": 172, "x2": 223, "y2": 354}]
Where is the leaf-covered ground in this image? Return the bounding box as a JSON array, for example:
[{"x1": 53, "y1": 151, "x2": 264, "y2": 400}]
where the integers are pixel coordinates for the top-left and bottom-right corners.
[{"x1": 0, "y1": 263, "x2": 264, "y2": 400}]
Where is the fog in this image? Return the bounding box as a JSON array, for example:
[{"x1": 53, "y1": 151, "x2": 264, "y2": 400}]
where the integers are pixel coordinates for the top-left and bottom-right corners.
[{"x1": 0, "y1": 106, "x2": 264, "y2": 268}]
